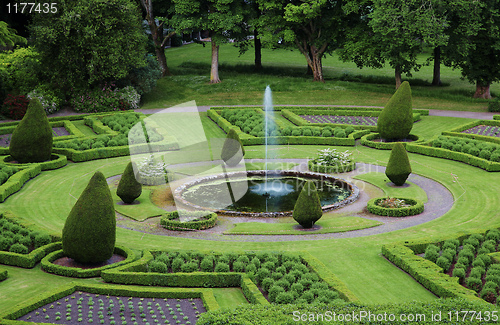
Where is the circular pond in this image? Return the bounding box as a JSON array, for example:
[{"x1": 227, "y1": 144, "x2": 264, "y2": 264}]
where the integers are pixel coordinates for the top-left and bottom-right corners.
[{"x1": 174, "y1": 170, "x2": 359, "y2": 217}]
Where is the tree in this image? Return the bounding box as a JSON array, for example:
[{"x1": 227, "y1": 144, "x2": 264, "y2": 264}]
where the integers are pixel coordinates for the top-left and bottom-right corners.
[
  {"x1": 10, "y1": 98, "x2": 52, "y2": 163},
  {"x1": 377, "y1": 81, "x2": 413, "y2": 140},
  {"x1": 257, "y1": 0, "x2": 345, "y2": 82},
  {"x1": 0, "y1": 21, "x2": 26, "y2": 47},
  {"x1": 292, "y1": 180, "x2": 323, "y2": 228},
  {"x1": 340, "y1": 0, "x2": 448, "y2": 88},
  {"x1": 62, "y1": 171, "x2": 116, "y2": 264},
  {"x1": 442, "y1": 0, "x2": 500, "y2": 99},
  {"x1": 117, "y1": 162, "x2": 143, "y2": 204},
  {"x1": 139, "y1": 0, "x2": 176, "y2": 76},
  {"x1": 30, "y1": 0, "x2": 147, "y2": 91},
  {"x1": 385, "y1": 143, "x2": 412, "y2": 186},
  {"x1": 172, "y1": 0, "x2": 245, "y2": 83}
]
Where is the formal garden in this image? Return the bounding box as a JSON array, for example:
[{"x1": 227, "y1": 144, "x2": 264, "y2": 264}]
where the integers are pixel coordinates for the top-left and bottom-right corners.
[{"x1": 2, "y1": 0, "x2": 500, "y2": 324}]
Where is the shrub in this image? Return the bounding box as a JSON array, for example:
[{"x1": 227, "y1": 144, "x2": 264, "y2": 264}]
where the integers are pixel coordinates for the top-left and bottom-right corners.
[
  {"x1": 486, "y1": 229, "x2": 500, "y2": 241},
  {"x1": 181, "y1": 261, "x2": 198, "y2": 273},
  {"x1": 488, "y1": 98, "x2": 500, "y2": 112},
  {"x1": 457, "y1": 249, "x2": 474, "y2": 263},
  {"x1": 9, "y1": 98, "x2": 53, "y2": 163},
  {"x1": 456, "y1": 257, "x2": 470, "y2": 267},
  {"x1": 172, "y1": 257, "x2": 184, "y2": 272},
  {"x1": 436, "y1": 256, "x2": 451, "y2": 272},
  {"x1": 377, "y1": 81, "x2": 413, "y2": 140},
  {"x1": 155, "y1": 253, "x2": 170, "y2": 267},
  {"x1": 62, "y1": 171, "x2": 116, "y2": 263},
  {"x1": 274, "y1": 292, "x2": 294, "y2": 304},
  {"x1": 321, "y1": 129, "x2": 332, "y2": 137},
  {"x1": 261, "y1": 278, "x2": 274, "y2": 292},
  {"x1": 2, "y1": 94, "x2": 29, "y2": 119},
  {"x1": 468, "y1": 147, "x2": 480, "y2": 157},
  {"x1": 149, "y1": 261, "x2": 168, "y2": 273},
  {"x1": 302, "y1": 128, "x2": 312, "y2": 136},
  {"x1": 290, "y1": 282, "x2": 304, "y2": 295},
  {"x1": 452, "y1": 267, "x2": 466, "y2": 281},
  {"x1": 442, "y1": 249, "x2": 456, "y2": 262},
  {"x1": 334, "y1": 129, "x2": 346, "y2": 138},
  {"x1": 268, "y1": 285, "x2": 285, "y2": 303},
  {"x1": 424, "y1": 249, "x2": 439, "y2": 263},
  {"x1": 476, "y1": 254, "x2": 492, "y2": 267},
  {"x1": 470, "y1": 266, "x2": 485, "y2": 277},
  {"x1": 385, "y1": 143, "x2": 412, "y2": 186},
  {"x1": 221, "y1": 129, "x2": 245, "y2": 167},
  {"x1": 200, "y1": 257, "x2": 214, "y2": 272},
  {"x1": 9, "y1": 243, "x2": 28, "y2": 254},
  {"x1": 271, "y1": 272, "x2": 283, "y2": 280},
  {"x1": 117, "y1": 162, "x2": 142, "y2": 204},
  {"x1": 300, "y1": 291, "x2": 314, "y2": 303},
  {"x1": 233, "y1": 261, "x2": 245, "y2": 272},
  {"x1": 256, "y1": 268, "x2": 270, "y2": 283},
  {"x1": 27, "y1": 87, "x2": 61, "y2": 115},
  {"x1": 250, "y1": 257, "x2": 261, "y2": 268},
  {"x1": 214, "y1": 262, "x2": 229, "y2": 273},
  {"x1": 466, "y1": 276, "x2": 482, "y2": 292},
  {"x1": 292, "y1": 180, "x2": 323, "y2": 228},
  {"x1": 275, "y1": 278, "x2": 291, "y2": 290}
]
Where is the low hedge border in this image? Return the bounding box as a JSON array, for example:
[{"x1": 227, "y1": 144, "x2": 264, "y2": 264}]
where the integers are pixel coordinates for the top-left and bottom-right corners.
[
  {"x1": 0, "y1": 268, "x2": 7, "y2": 281},
  {"x1": 240, "y1": 276, "x2": 270, "y2": 305},
  {"x1": 0, "y1": 242, "x2": 61, "y2": 269},
  {"x1": 281, "y1": 109, "x2": 377, "y2": 131},
  {"x1": 2, "y1": 153, "x2": 67, "y2": 171},
  {"x1": 160, "y1": 211, "x2": 218, "y2": 231},
  {"x1": 0, "y1": 165, "x2": 41, "y2": 203},
  {"x1": 367, "y1": 197, "x2": 424, "y2": 217},
  {"x1": 41, "y1": 246, "x2": 135, "y2": 278},
  {"x1": 0, "y1": 211, "x2": 61, "y2": 242},
  {"x1": 382, "y1": 242, "x2": 486, "y2": 303},
  {"x1": 307, "y1": 160, "x2": 356, "y2": 174},
  {"x1": 442, "y1": 119, "x2": 500, "y2": 145},
  {"x1": 51, "y1": 120, "x2": 87, "y2": 142},
  {"x1": 83, "y1": 116, "x2": 120, "y2": 136},
  {"x1": 0, "y1": 282, "x2": 219, "y2": 323},
  {"x1": 210, "y1": 106, "x2": 429, "y2": 116},
  {"x1": 494, "y1": 115, "x2": 500, "y2": 120},
  {"x1": 406, "y1": 143, "x2": 500, "y2": 172},
  {"x1": 360, "y1": 133, "x2": 422, "y2": 150},
  {"x1": 299, "y1": 251, "x2": 360, "y2": 302}
]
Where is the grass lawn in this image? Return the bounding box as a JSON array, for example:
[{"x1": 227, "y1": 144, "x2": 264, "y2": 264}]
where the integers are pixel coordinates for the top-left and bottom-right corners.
[{"x1": 353, "y1": 173, "x2": 428, "y2": 203}]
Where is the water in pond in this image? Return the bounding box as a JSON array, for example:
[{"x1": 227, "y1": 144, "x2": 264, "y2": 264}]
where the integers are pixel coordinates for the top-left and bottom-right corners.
[{"x1": 180, "y1": 175, "x2": 351, "y2": 213}]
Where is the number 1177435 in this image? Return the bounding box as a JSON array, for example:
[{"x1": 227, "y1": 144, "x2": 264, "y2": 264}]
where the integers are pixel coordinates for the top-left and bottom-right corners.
[{"x1": 6, "y1": 3, "x2": 57, "y2": 14}]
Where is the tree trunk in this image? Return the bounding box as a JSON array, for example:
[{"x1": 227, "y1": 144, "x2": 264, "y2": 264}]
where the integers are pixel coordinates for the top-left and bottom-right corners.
[
  {"x1": 254, "y1": 29, "x2": 262, "y2": 71},
  {"x1": 395, "y1": 65, "x2": 402, "y2": 89},
  {"x1": 306, "y1": 48, "x2": 313, "y2": 76},
  {"x1": 432, "y1": 46, "x2": 441, "y2": 86},
  {"x1": 210, "y1": 38, "x2": 221, "y2": 84},
  {"x1": 311, "y1": 54, "x2": 324, "y2": 82},
  {"x1": 155, "y1": 46, "x2": 170, "y2": 77},
  {"x1": 473, "y1": 82, "x2": 491, "y2": 99}
]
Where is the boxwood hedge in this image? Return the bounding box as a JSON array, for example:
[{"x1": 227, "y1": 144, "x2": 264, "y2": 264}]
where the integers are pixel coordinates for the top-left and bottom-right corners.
[
  {"x1": 367, "y1": 197, "x2": 424, "y2": 217},
  {"x1": 160, "y1": 210, "x2": 218, "y2": 231}
]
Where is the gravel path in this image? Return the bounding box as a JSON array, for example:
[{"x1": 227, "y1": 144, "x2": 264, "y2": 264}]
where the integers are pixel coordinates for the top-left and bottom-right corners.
[{"x1": 113, "y1": 161, "x2": 454, "y2": 242}]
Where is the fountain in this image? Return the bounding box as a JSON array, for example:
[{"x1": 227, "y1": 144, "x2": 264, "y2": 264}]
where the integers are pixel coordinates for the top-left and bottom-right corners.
[{"x1": 171, "y1": 87, "x2": 360, "y2": 217}]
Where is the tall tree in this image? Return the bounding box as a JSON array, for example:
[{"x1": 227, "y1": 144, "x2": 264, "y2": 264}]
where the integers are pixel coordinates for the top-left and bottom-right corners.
[
  {"x1": 139, "y1": 0, "x2": 176, "y2": 76},
  {"x1": 30, "y1": 0, "x2": 147, "y2": 92},
  {"x1": 257, "y1": 0, "x2": 345, "y2": 82},
  {"x1": 172, "y1": 0, "x2": 245, "y2": 83},
  {"x1": 442, "y1": 0, "x2": 499, "y2": 99},
  {"x1": 0, "y1": 21, "x2": 26, "y2": 48},
  {"x1": 340, "y1": 0, "x2": 448, "y2": 88}
]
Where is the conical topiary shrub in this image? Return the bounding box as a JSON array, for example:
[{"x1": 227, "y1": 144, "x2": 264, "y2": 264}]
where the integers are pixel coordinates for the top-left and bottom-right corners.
[
  {"x1": 221, "y1": 128, "x2": 245, "y2": 167},
  {"x1": 62, "y1": 171, "x2": 116, "y2": 264},
  {"x1": 9, "y1": 98, "x2": 53, "y2": 163},
  {"x1": 377, "y1": 81, "x2": 413, "y2": 141},
  {"x1": 292, "y1": 180, "x2": 323, "y2": 228},
  {"x1": 385, "y1": 143, "x2": 412, "y2": 186},
  {"x1": 117, "y1": 162, "x2": 142, "y2": 204}
]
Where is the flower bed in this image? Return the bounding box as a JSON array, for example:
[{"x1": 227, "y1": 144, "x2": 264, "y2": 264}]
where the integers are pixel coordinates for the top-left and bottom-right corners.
[
  {"x1": 367, "y1": 197, "x2": 424, "y2": 217},
  {"x1": 301, "y1": 115, "x2": 378, "y2": 126},
  {"x1": 361, "y1": 132, "x2": 422, "y2": 150},
  {"x1": 307, "y1": 148, "x2": 355, "y2": 173},
  {"x1": 160, "y1": 211, "x2": 218, "y2": 231}
]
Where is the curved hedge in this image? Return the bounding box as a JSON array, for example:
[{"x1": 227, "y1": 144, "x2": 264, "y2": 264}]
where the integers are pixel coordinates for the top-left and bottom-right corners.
[
  {"x1": 2, "y1": 153, "x2": 67, "y2": 171},
  {"x1": 160, "y1": 210, "x2": 218, "y2": 231},
  {"x1": 0, "y1": 242, "x2": 61, "y2": 268},
  {"x1": 0, "y1": 165, "x2": 41, "y2": 202},
  {"x1": 41, "y1": 246, "x2": 135, "y2": 278},
  {"x1": 361, "y1": 133, "x2": 422, "y2": 150},
  {"x1": 367, "y1": 197, "x2": 424, "y2": 217},
  {"x1": 0, "y1": 268, "x2": 7, "y2": 281},
  {"x1": 308, "y1": 160, "x2": 356, "y2": 174}
]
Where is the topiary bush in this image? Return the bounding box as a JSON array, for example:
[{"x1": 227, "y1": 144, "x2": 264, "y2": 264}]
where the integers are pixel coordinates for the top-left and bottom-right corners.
[
  {"x1": 221, "y1": 128, "x2": 245, "y2": 167},
  {"x1": 377, "y1": 81, "x2": 413, "y2": 140},
  {"x1": 292, "y1": 180, "x2": 323, "y2": 229},
  {"x1": 9, "y1": 98, "x2": 53, "y2": 163},
  {"x1": 385, "y1": 143, "x2": 412, "y2": 186},
  {"x1": 62, "y1": 171, "x2": 116, "y2": 264},
  {"x1": 116, "y1": 162, "x2": 142, "y2": 204}
]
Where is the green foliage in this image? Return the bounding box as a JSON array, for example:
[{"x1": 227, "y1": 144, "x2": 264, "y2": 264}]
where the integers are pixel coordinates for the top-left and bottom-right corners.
[
  {"x1": 31, "y1": 0, "x2": 147, "y2": 91},
  {"x1": 292, "y1": 181, "x2": 323, "y2": 229},
  {"x1": 160, "y1": 210, "x2": 217, "y2": 231},
  {"x1": 0, "y1": 47, "x2": 40, "y2": 97},
  {"x1": 377, "y1": 81, "x2": 413, "y2": 140},
  {"x1": 9, "y1": 98, "x2": 53, "y2": 163},
  {"x1": 117, "y1": 162, "x2": 142, "y2": 204},
  {"x1": 221, "y1": 128, "x2": 245, "y2": 167},
  {"x1": 385, "y1": 143, "x2": 412, "y2": 186},
  {"x1": 62, "y1": 171, "x2": 116, "y2": 263}
]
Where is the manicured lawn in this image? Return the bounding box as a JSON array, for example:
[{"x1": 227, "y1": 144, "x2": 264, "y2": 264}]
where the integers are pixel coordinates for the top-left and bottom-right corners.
[
  {"x1": 353, "y1": 173, "x2": 428, "y2": 203},
  {"x1": 212, "y1": 288, "x2": 249, "y2": 308},
  {"x1": 224, "y1": 216, "x2": 382, "y2": 235}
]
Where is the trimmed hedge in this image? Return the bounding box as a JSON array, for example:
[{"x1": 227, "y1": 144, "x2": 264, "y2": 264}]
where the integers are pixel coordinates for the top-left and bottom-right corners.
[
  {"x1": 308, "y1": 160, "x2": 356, "y2": 173},
  {"x1": 0, "y1": 268, "x2": 7, "y2": 281},
  {"x1": 442, "y1": 120, "x2": 500, "y2": 145},
  {"x1": 494, "y1": 115, "x2": 500, "y2": 120},
  {"x1": 406, "y1": 142, "x2": 500, "y2": 172},
  {"x1": 84, "y1": 116, "x2": 120, "y2": 135},
  {"x1": 361, "y1": 132, "x2": 422, "y2": 150},
  {"x1": 0, "y1": 283, "x2": 219, "y2": 323},
  {"x1": 210, "y1": 105, "x2": 429, "y2": 115},
  {"x1": 160, "y1": 210, "x2": 218, "y2": 231},
  {"x1": 382, "y1": 243, "x2": 485, "y2": 302},
  {"x1": 2, "y1": 153, "x2": 67, "y2": 171},
  {"x1": 367, "y1": 197, "x2": 424, "y2": 217},
  {"x1": 240, "y1": 276, "x2": 270, "y2": 305},
  {"x1": 0, "y1": 165, "x2": 41, "y2": 202},
  {"x1": 0, "y1": 242, "x2": 61, "y2": 268},
  {"x1": 41, "y1": 246, "x2": 135, "y2": 278}
]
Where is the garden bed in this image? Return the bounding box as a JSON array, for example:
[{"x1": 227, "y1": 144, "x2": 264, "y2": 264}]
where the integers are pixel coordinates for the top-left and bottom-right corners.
[
  {"x1": 367, "y1": 197, "x2": 424, "y2": 217},
  {"x1": 160, "y1": 211, "x2": 218, "y2": 231},
  {"x1": 300, "y1": 115, "x2": 378, "y2": 126},
  {"x1": 462, "y1": 125, "x2": 500, "y2": 138}
]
